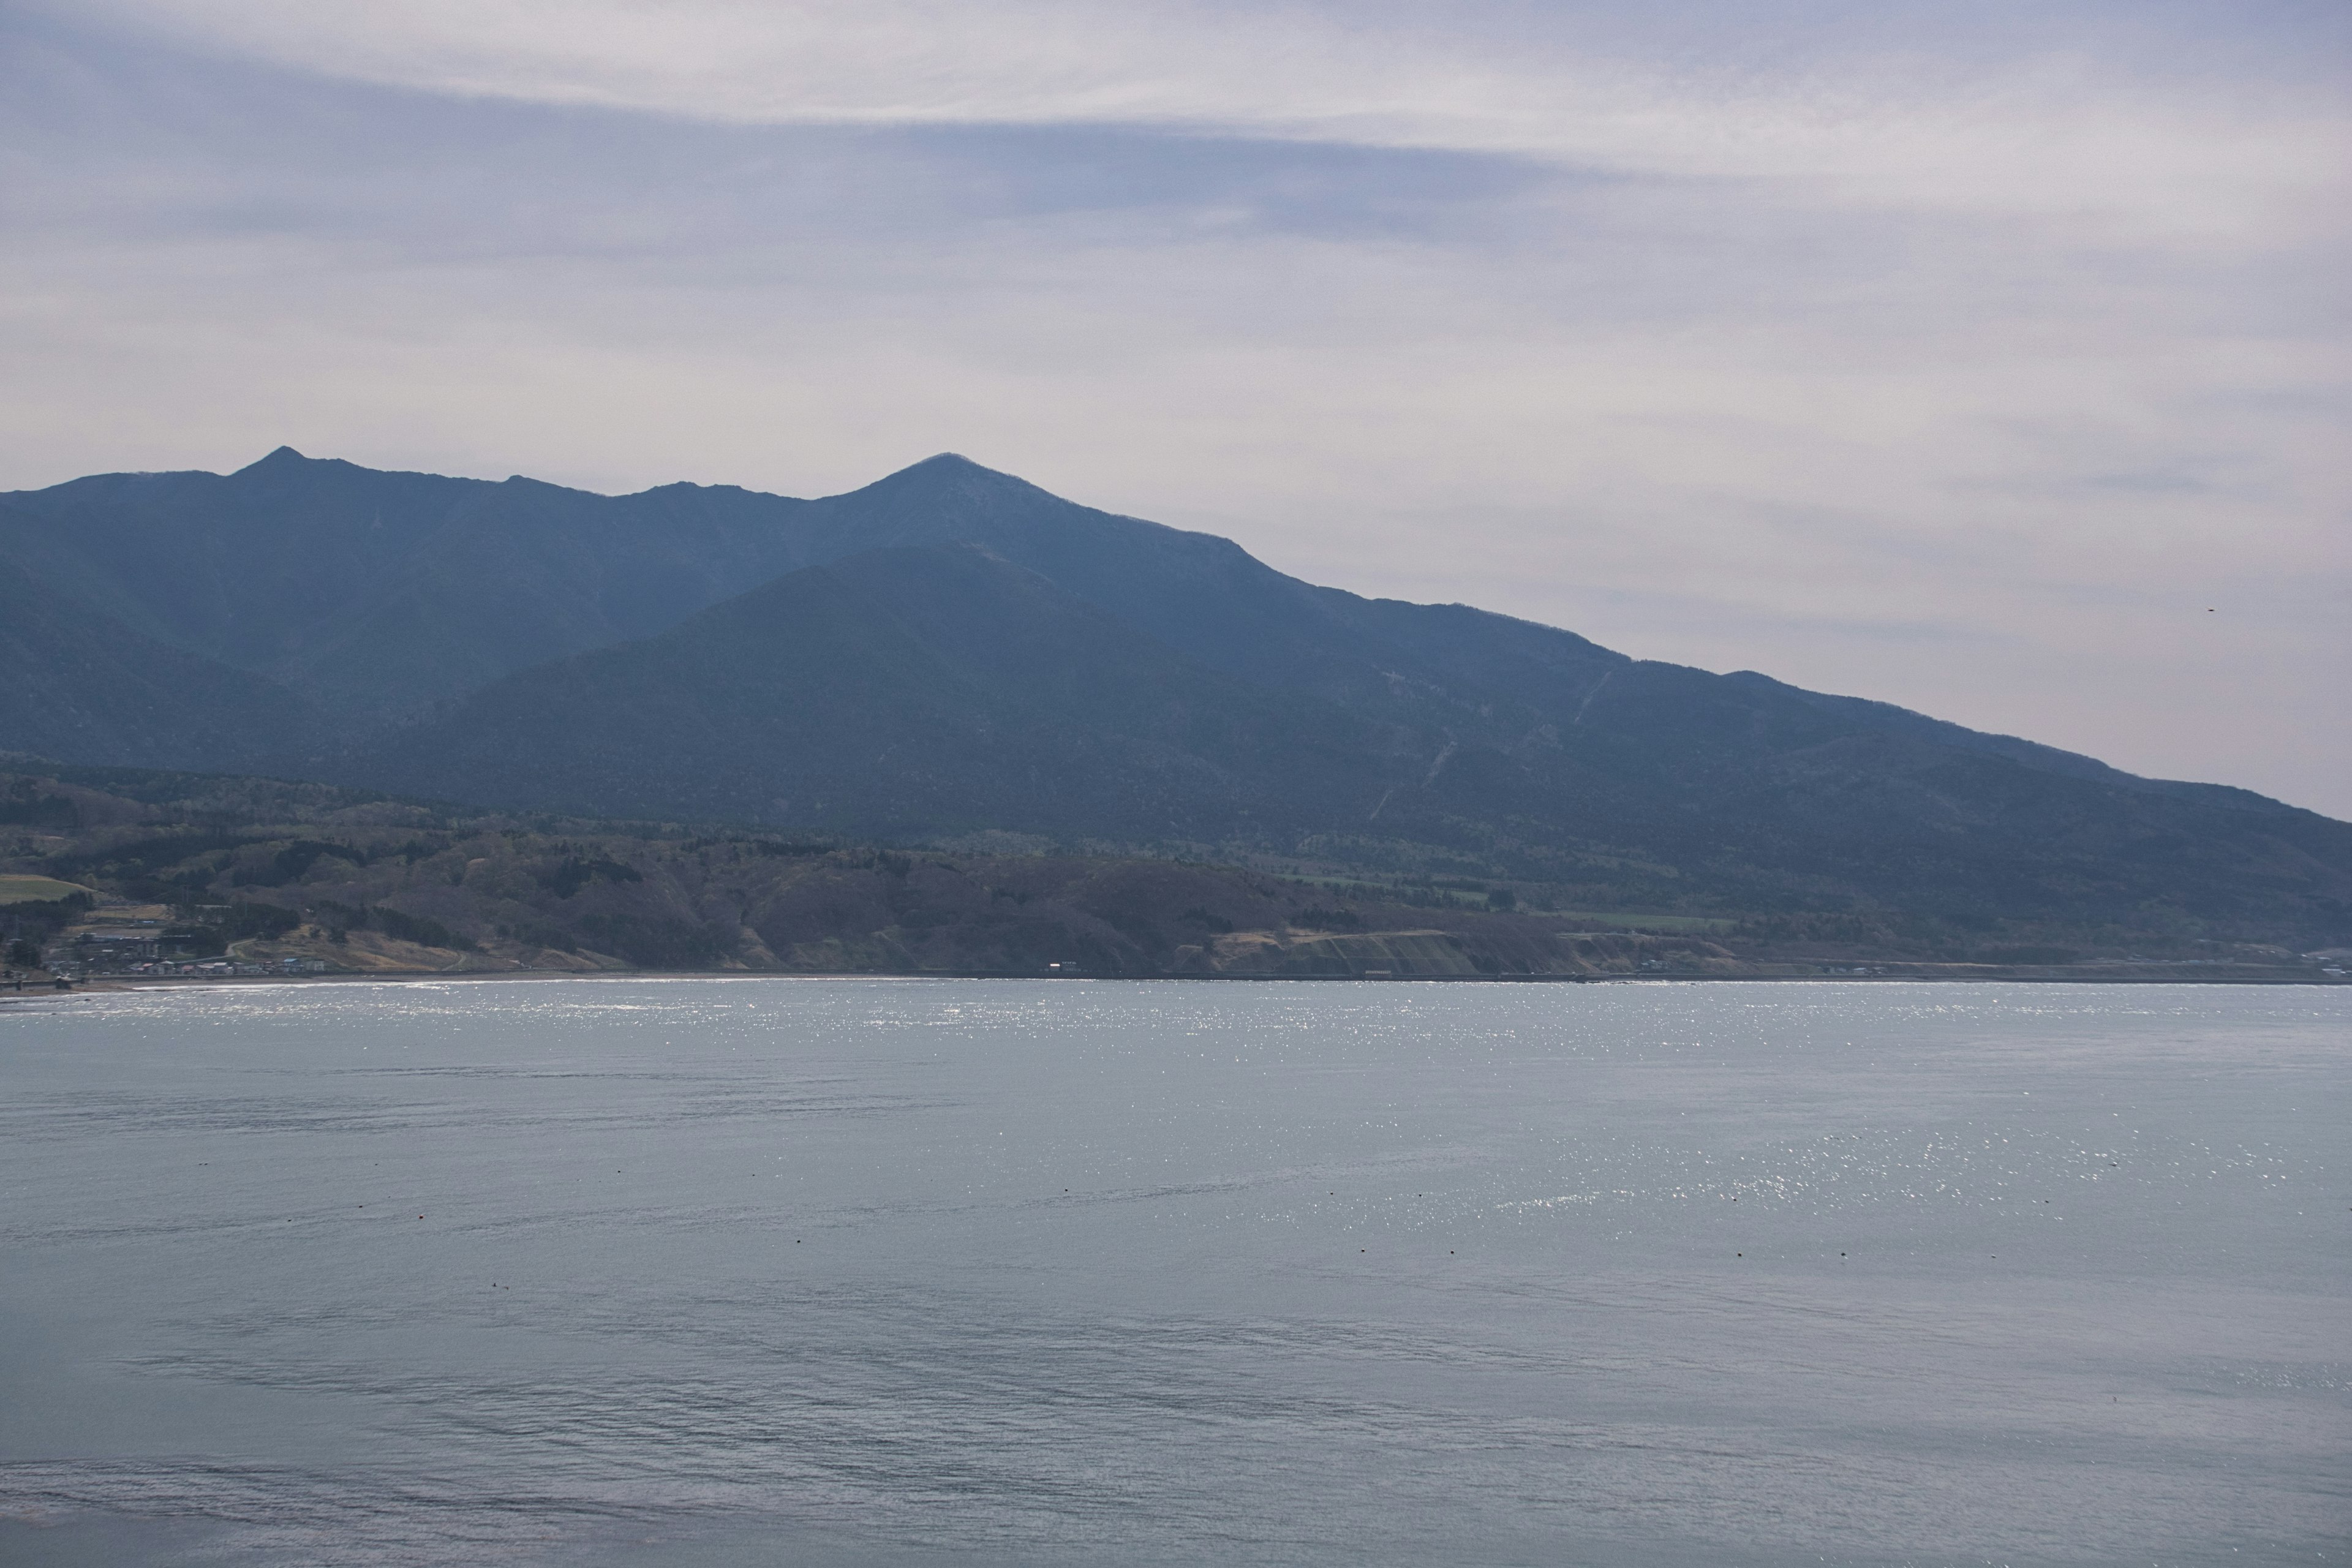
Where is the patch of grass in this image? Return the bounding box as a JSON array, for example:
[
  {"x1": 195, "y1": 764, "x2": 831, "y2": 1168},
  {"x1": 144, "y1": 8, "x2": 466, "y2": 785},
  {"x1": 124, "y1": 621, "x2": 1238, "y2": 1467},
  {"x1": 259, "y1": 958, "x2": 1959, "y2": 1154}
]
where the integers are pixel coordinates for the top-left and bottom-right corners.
[
  {"x1": 1553, "y1": 911, "x2": 1735, "y2": 933},
  {"x1": 0, "y1": 874, "x2": 93, "y2": 905}
]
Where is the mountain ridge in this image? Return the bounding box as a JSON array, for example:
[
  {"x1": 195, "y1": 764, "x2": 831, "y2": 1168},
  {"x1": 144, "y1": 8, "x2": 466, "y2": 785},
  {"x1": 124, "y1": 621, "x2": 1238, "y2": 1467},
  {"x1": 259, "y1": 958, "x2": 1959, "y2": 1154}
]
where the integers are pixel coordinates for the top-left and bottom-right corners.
[{"x1": 4, "y1": 448, "x2": 2345, "y2": 947}]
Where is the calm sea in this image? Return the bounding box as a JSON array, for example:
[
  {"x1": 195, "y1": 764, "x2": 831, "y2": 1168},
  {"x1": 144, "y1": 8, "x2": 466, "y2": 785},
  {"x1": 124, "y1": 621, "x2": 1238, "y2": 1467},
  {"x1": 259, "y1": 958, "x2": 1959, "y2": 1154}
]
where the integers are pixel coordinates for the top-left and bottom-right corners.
[{"x1": 1, "y1": 979, "x2": 2343, "y2": 1566}]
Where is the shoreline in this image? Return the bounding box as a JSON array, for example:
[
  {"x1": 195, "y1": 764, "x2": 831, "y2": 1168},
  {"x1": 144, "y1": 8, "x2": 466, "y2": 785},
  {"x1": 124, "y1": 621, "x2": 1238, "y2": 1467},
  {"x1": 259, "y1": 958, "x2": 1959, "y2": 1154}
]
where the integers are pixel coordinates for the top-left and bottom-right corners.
[{"x1": 7, "y1": 967, "x2": 2344, "y2": 1001}]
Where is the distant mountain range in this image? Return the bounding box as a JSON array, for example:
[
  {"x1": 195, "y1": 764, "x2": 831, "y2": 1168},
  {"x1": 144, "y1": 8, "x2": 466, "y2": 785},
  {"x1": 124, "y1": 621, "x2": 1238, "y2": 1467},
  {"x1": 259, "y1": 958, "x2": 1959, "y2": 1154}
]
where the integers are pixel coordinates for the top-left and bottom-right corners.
[{"x1": 5, "y1": 448, "x2": 2347, "y2": 945}]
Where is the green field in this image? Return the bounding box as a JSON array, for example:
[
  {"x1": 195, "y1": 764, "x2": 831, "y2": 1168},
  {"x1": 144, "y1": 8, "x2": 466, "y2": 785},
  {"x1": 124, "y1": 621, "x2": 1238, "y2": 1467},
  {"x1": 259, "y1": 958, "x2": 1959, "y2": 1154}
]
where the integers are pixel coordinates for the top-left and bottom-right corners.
[
  {"x1": 1553, "y1": 911, "x2": 1736, "y2": 934},
  {"x1": 0, "y1": 875, "x2": 94, "y2": 905}
]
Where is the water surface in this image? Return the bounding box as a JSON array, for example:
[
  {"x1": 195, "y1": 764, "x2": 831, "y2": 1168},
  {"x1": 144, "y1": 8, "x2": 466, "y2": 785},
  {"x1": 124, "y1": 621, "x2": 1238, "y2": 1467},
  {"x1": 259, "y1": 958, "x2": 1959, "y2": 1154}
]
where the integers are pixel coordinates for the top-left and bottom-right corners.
[{"x1": 2, "y1": 979, "x2": 2344, "y2": 1565}]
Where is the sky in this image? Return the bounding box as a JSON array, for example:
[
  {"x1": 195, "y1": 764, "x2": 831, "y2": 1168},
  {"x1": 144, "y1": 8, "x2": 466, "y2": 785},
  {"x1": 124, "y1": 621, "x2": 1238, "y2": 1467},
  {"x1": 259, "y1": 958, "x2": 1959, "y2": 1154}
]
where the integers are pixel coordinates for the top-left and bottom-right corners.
[{"x1": 4, "y1": 1, "x2": 2347, "y2": 815}]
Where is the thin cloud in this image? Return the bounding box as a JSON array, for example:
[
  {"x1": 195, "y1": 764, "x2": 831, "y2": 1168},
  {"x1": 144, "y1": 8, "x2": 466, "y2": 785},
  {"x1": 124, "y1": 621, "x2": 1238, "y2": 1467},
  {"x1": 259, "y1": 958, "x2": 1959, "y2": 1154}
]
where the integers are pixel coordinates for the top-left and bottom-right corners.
[{"x1": 50, "y1": 0, "x2": 2348, "y2": 241}]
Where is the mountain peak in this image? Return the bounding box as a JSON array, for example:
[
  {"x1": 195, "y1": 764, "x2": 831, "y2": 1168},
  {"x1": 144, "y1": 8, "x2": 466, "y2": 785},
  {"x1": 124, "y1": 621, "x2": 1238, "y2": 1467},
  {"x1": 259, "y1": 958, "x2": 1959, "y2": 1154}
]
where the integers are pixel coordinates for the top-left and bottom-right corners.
[
  {"x1": 840, "y1": 453, "x2": 1071, "y2": 518},
  {"x1": 236, "y1": 445, "x2": 311, "y2": 473},
  {"x1": 883, "y1": 452, "x2": 1022, "y2": 484},
  {"x1": 230, "y1": 445, "x2": 381, "y2": 483}
]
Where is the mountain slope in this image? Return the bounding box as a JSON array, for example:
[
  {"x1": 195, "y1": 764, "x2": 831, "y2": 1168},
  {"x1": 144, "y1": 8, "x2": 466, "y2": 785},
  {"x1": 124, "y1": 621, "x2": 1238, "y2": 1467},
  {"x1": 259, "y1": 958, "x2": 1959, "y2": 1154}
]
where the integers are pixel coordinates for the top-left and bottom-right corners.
[
  {"x1": 0, "y1": 546, "x2": 323, "y2": 771},
  {"x1": 332, "y1": 545, "x2": 2352, "y2": 944},
  {"x1": 0, "y1": 448, "x2": 827, "y2": 725},
  {"x1": 333, "y1": 543, "x2": 1403, "y2": 840}
]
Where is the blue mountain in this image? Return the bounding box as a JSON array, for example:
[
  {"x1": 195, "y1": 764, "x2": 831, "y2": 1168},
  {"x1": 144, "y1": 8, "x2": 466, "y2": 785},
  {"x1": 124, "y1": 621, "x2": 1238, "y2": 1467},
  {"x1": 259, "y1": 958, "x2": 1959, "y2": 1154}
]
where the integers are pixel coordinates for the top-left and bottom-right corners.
[{"x1": 4, "y1": 449, "x2": 2344, "y2": 942}]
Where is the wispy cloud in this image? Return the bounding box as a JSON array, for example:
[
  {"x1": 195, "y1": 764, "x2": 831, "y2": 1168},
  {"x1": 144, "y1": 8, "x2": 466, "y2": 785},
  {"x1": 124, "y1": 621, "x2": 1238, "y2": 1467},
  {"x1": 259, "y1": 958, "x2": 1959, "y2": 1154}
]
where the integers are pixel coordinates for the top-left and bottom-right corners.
[{"x1": 50, "y1": 0, "x2": 2348, "y2": 242}]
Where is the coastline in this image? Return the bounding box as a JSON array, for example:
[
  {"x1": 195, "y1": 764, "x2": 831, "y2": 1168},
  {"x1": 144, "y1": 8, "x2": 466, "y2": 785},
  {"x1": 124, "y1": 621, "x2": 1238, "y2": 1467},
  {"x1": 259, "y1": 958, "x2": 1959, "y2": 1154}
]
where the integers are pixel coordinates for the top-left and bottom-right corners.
[{"x1": 8, "y1": 966, "x2": 2343, "y2": 1003}]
